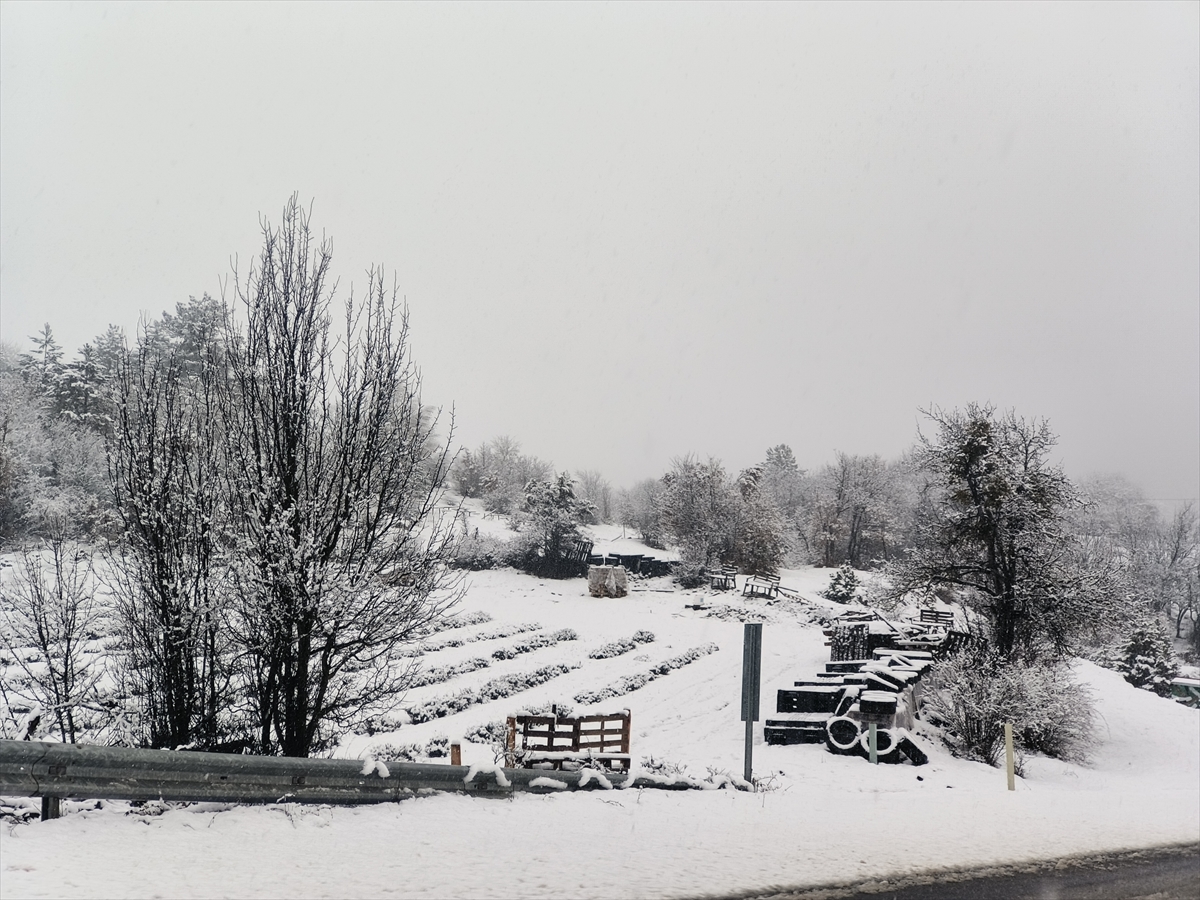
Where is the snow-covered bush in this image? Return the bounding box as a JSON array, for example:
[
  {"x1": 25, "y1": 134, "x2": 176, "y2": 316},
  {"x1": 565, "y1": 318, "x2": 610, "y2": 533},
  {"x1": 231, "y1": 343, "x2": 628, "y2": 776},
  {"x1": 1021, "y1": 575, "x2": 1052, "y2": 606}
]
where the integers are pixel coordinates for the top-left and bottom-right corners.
[
  {"x1": 409, "y1": 657, "x2": 492, "y2": 688},
  {"x1": 588, "y1": 631, "x2": 656, "y2": 659},
  {"x1": 451, "y1": 533, "x2": 511, "y2": 570},
  {"x1": 924, "y1": 650, "x2": 1095, "y2": 770},
  {"x1": 509, "y1": 474, "x2": 595, "y2": 578},
  {"x1": 1118, "y1": 622, "x2": 1178, "y2": 696},
  {"x1": 821, "y1": 563, "x2": 861, "y2": 604},
  {"x1": 406, "y1": 663, "x2": 580, "y2": 724},
  {"x1": 673, "y1": 543, "x2": 709, "y2": 589},
  {"x1": 574, "y1": 644, "x2": 719, "y2": 705},
  {"x1": 490, "y1": 628, "x2": 578, "y2": 659},
  {"x1": 0, "y1": 540, "x2": 106, "y2": 743}
]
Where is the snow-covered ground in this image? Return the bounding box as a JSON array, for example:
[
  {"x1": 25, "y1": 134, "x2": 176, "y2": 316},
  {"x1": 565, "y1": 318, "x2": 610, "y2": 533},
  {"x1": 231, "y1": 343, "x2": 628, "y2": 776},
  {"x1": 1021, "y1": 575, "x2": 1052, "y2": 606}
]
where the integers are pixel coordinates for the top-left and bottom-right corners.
[{"x1": 2, "y1": 520, "x2": 1197, "y2": 899}]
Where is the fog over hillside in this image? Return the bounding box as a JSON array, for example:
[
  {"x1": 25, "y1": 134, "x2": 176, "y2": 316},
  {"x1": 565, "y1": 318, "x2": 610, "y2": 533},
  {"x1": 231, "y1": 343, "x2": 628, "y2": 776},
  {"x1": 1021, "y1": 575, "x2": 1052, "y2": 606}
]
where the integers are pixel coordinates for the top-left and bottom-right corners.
[{"x1": 2, "y1": 3, "x2": 1196, "y2": 501}]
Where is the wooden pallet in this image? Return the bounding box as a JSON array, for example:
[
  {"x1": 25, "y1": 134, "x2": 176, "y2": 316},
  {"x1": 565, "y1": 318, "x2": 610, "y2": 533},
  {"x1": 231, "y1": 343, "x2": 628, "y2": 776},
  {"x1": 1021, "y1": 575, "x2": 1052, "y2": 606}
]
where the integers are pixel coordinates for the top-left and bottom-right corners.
[{"x1": 506, "y1": 709, "x2": 631, "y2": 772}]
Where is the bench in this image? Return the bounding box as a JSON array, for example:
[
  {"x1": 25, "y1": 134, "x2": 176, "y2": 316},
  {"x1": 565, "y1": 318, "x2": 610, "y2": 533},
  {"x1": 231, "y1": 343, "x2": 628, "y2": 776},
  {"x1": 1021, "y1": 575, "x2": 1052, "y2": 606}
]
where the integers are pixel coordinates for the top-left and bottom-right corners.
[
  {"x1": 708, "y1": 565, "x2": 739, "y2": 591},
  {"x1": 743, "y1": 573, "x2": 781, "y2": 599},
  {"x1": 506, "y1": 709, "x2": 631, "y2": 772},
  {"x1": 918, "y1": 608, "x2": 954, "y2": 627},
  {"x1": 1170, "y1": 678, "x2": 1200, "y2": 708}
]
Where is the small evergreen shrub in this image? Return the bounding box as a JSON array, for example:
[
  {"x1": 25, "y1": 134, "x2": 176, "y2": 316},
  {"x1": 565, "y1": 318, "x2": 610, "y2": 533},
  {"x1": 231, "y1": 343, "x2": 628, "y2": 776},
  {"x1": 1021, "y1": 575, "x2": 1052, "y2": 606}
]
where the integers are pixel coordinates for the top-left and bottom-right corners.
[
  {"x1": 490, "y1": 628, "x2": 578, "y2": 659},
  {"x1": 1118, "y1": 622, "x2": 1178, "y2": 697},
  {"x1": 821, "y1": 563, "x2": 861, "y2": 604}
]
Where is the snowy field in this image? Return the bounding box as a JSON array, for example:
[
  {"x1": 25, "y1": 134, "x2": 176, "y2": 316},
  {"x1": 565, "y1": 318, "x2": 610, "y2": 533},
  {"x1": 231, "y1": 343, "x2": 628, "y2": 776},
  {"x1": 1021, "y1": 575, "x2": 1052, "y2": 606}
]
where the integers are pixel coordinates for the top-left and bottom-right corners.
[{"x1": 2, "y1": 518, "x2": 1198, "y2": 899}]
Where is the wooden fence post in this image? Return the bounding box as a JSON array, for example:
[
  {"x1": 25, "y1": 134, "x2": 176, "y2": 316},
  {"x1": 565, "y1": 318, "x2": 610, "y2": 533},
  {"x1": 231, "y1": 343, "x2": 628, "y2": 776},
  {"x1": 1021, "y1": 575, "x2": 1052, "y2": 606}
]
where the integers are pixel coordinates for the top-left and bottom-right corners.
[{"x1": 1004, "y1": 722, "x2": 1015, "y2": 791}]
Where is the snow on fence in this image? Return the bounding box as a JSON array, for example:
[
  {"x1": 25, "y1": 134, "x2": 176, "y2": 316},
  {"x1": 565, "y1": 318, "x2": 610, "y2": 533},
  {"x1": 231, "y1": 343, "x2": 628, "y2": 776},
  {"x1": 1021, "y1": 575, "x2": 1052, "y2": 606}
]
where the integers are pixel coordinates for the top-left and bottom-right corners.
[{"x1": 0, "y1": 739, "x2": 719, "y2": 820}]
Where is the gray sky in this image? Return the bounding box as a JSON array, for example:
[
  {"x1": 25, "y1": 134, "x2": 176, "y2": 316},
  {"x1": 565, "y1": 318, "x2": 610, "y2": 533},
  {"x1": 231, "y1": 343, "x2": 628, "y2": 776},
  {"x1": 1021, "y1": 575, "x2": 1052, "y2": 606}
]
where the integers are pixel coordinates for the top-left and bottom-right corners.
[{"x1": 2, "y1": 2, "x2": 1197, "y2": 501}]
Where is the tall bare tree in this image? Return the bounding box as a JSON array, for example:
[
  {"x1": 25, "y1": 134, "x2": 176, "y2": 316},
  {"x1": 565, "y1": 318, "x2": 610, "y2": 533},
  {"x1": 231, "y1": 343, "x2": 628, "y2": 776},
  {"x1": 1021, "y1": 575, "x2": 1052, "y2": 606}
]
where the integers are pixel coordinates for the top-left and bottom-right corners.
[{"x1": 223, "y1": 197, "x2": 460, "y2": 757}]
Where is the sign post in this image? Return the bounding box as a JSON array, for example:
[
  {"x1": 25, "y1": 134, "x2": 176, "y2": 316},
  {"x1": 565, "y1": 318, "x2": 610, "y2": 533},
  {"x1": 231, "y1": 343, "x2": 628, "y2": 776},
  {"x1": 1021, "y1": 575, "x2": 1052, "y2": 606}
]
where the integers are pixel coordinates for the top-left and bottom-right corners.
[{"x1": 741, "y1": 622, "x2": 763, "y2": 786}]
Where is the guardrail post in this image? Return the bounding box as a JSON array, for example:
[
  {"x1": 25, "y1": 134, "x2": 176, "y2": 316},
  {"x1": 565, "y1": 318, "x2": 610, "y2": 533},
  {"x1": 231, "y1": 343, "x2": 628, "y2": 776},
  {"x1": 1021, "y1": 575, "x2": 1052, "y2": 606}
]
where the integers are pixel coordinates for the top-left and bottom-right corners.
[
  {"x1": 40, "y1": 796, "x2": 61, "y2": 821},
  {"x1": 450, "y1": 743, "x2": 461, "y2": 766}
]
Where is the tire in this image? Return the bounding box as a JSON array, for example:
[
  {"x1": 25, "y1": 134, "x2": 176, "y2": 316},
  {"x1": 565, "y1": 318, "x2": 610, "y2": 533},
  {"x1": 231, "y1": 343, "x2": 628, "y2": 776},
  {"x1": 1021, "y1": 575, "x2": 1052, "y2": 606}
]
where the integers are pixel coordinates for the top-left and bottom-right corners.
[
  {"x1": 825, "y1": 716, "x2": 862, "y2": 754},
  {"x1": 859, "y1": 726, "x2": 898, "y2": 758}
]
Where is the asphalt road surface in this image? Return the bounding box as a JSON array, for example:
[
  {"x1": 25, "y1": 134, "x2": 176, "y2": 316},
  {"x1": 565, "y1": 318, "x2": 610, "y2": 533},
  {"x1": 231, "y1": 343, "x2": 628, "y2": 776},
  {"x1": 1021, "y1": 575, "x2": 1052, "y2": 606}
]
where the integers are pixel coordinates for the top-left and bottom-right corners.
[{"x1": 725, "y1": 844, "x2": 1200, "y2": 900}]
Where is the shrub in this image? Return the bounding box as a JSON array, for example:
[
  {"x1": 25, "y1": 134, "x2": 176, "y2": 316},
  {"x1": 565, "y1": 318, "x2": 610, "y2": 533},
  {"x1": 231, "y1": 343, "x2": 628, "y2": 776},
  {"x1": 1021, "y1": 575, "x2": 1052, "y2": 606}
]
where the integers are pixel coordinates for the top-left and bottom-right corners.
[
  {"x1": 490, "y1": 628, "x2": 578, "y2": 660},
  {"x1": 451, "y1": 533, "x2": 511, "y2": 570},
  {"x1": 924, "y1": 649, "x2": 1095, "y2": 770},
  {"x1": 574, "y1": 643, "x2": 719, "y2": 705},
  {"x1": 588, "y1": 630, "x2": 656, "y2": 660},
  {"x1": 821, "y1": 563, "x2": 861, "y2": 604},
  {"x1": 673, "y1": 543, "x2": 709, "y2": 589},
  {"x1": 1118, "y1": 622, "x2": 1178, "y2": 696},
  {"x1": 510, "y1": 474, "x2": 594, "y2": 578}
]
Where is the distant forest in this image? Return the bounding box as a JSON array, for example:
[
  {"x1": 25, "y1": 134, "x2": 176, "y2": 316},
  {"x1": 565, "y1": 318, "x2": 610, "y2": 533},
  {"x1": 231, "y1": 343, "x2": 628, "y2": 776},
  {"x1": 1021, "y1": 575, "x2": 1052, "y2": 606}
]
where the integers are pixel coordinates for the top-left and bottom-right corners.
[{"x1": 3, "y1": 301, "x2": 1197, "y2": 658}]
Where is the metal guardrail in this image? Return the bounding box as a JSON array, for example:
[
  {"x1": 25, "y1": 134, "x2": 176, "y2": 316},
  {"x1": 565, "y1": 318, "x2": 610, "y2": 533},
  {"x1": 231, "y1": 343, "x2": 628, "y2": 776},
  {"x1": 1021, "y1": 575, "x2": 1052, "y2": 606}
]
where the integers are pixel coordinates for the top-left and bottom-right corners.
[{"x1": 0, "y1": 740, "x2": 697, "y2": 818}]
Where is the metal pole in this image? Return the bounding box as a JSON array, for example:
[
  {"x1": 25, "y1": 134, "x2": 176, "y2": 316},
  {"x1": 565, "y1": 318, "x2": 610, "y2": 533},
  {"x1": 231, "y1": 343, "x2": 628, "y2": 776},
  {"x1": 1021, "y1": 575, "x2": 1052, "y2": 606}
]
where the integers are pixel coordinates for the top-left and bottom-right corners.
[
  {"x1": 741, "y1": 623, "x2": 762, "y2": 787},
  {"x1": 868, "y1": 723, "x2": 878, "y2": 765}
]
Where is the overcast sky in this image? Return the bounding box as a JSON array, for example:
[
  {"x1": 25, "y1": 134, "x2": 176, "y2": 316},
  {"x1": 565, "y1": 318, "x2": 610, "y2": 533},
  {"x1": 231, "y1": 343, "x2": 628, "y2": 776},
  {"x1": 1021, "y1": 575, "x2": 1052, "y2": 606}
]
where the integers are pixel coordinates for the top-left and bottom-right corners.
[{"x1": 2, "y1": 2, "x2": 1197, "y2": 501}]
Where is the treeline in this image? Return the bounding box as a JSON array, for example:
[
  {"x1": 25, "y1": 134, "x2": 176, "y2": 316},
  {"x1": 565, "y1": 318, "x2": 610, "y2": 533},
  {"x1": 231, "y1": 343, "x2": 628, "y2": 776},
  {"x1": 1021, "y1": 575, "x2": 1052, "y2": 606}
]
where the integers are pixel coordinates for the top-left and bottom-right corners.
[
  {"x1": 452, "y1": 433, "x2": 1199, "y2": 662},
  {"x1": 453, "y1": 439, "x2": 915, "y2": 572}
]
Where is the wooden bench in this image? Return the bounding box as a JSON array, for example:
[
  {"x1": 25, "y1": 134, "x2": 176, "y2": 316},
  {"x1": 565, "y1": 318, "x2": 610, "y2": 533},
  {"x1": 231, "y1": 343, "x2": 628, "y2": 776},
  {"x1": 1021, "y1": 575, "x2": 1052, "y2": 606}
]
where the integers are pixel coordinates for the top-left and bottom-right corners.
[
  {"x1": 708, "y1": 565, "x2": 739, "y2": 591},
  {"x1": 506, "y1": 709, "x2": 631, "y2": 772},
  {"x1": 918, "y1": 608, "x2": 954, "y2": 627},
  {"x1": 743, "y1": 573, "x2": 781, "y2": 599}
]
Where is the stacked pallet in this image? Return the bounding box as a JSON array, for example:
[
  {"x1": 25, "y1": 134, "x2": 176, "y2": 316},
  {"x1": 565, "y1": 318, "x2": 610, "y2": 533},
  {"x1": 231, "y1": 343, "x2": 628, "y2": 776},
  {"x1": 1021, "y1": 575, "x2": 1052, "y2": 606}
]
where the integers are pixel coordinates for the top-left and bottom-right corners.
[{"x1": 764, "y1": 648, "x2": 933, "y2": 765}]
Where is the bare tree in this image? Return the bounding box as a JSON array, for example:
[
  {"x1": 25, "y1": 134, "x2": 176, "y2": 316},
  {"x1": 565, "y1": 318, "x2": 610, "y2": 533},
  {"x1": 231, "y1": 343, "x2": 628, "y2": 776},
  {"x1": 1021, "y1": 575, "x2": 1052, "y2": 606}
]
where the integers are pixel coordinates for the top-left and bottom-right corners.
[
  {"x1": 575, "y1": 469, "x2": 613, "y2": 524},
  {"x1": 617, "y1": 477, "x2": 666, "y2": 548},
  {"x1": 107, "y1": 321, "x2": 229, "y2": 749},
  {"x1": 223, "y1": 196, "x2": 461, "y2": 757},
  {"x1": 0, "y1": 538, "x2": 104, "y2": 743}
]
